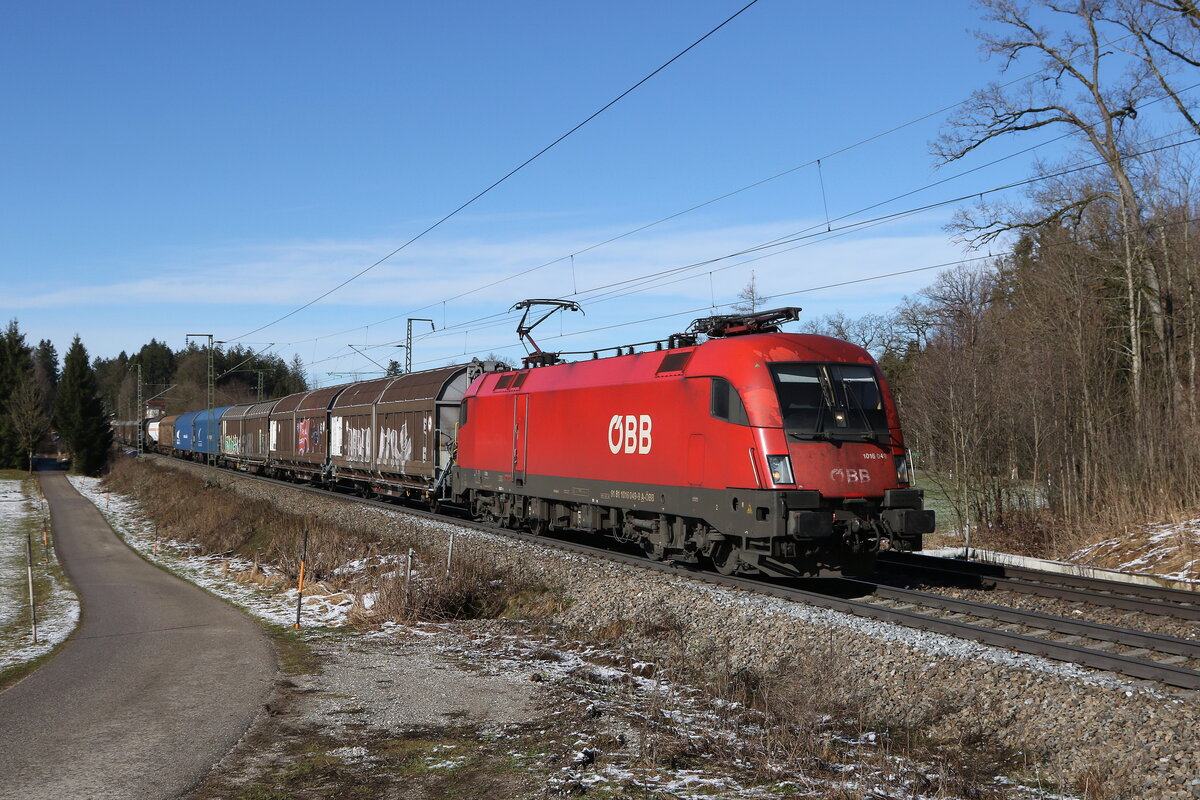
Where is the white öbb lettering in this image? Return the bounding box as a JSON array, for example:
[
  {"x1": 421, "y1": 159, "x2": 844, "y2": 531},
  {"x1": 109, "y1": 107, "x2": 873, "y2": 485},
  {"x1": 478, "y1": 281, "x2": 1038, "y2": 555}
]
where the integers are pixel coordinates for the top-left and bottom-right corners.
[
  {"x1": 830, "y1": 468, "x2": 871, "y2": 483},
  {"x1": 608, "y1": 414, "x2": 652, "y2": 454}
]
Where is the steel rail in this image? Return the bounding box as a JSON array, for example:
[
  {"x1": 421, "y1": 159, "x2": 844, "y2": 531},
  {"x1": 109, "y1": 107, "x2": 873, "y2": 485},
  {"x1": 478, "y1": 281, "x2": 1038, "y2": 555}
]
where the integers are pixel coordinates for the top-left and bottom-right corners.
[
  {"x1": 877, "y1": 551, "x2": 1200, "y2": 620},
  {"x1": 842, "y1": 580, "x2": 1200, "y2": 658},
  {"x1": 145, "y1": 455, "x2": 1200, "y2": 690}
]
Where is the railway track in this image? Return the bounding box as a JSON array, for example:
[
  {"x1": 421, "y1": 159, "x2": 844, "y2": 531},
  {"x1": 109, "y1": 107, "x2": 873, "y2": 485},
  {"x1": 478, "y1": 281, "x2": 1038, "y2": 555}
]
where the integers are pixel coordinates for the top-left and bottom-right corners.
[
  {"x1": 877, "y1": 551, "x2": 1200, "y2": 620},
  {"x1": 149, "y1": 455, "x2": 1200, "y2": 691}
]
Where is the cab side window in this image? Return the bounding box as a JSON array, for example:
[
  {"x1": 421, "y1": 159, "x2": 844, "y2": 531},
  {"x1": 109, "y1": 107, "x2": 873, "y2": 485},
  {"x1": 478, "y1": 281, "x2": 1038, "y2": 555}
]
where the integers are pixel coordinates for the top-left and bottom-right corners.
[{"x1": 710, "y1": 378, "x2": 750, "y2": 425}]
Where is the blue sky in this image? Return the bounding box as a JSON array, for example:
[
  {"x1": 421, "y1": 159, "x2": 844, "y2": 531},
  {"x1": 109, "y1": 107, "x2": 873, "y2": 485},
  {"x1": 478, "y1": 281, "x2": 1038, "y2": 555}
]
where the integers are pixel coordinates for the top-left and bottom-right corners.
[{"x1": 2, "y1": 1, "x2": 1091, "y2": 381}]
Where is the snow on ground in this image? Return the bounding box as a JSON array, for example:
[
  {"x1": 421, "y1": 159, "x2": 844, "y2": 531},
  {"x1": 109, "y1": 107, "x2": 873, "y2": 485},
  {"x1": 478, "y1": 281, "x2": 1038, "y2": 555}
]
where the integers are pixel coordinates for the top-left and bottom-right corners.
[
  {"x1": 1071, "y1": 518, "x2": 1200, "y2": 585},
  {"x1": 0, "y1": 479, "x2": 80, "y2": 671},
  {"x1": 67, "y1": 475, "x2": 363, "y2": 630},
  {"x1": 459, "y1": 629, "x2": 1081, "y2": 800}
]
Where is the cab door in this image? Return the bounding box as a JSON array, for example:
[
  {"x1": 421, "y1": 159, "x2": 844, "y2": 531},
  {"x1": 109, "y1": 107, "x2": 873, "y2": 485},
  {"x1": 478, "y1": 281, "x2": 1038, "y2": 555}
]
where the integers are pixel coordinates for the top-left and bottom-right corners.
[{"x1": 512, "y1": 394, "x2": 528, "y2": 485}]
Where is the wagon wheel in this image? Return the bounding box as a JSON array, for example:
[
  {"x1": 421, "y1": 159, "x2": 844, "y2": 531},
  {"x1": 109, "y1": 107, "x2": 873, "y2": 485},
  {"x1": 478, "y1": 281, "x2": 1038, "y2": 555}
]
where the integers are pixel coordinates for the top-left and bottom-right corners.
[
  {"x1": 528, "y1": 516, "x2": 548, "y2": 536},
  {"x1": 711, "y1": 542, "x2": 740, "y2": 576}
]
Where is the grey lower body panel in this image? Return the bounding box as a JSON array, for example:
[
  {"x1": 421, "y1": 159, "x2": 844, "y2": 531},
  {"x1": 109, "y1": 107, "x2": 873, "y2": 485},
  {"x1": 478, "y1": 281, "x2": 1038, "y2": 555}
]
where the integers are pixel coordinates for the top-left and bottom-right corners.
[{"x1": 455, "y1": 468, "x2": 797, "y2": 540}]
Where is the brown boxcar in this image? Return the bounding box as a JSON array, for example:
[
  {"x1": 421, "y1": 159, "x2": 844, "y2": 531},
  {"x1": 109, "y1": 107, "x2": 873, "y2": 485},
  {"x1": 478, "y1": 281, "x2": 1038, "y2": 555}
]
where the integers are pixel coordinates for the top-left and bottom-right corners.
[
  {"x1": 220, "y1": 400, "x2": 279, "y2": 469},
  {"x1": 329, "y1": 365, "x2": 477, "y2": 498},
  {"x1": 268, "y1": 384, "x2": 347, "y2": 480},
  {"x1": 157, "y1": 415, "x2": 179, "y2": 455}
]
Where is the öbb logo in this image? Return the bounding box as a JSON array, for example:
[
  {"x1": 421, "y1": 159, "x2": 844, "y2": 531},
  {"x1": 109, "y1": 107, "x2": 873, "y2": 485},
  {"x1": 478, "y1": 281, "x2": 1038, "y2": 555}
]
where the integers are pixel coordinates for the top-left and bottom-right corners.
[
  {"x1": 830, "y1": 468, "x2": 871, "y2": 483},
  {"x1": 608, "y1": 415, "x2": 652, "y2": 454}
]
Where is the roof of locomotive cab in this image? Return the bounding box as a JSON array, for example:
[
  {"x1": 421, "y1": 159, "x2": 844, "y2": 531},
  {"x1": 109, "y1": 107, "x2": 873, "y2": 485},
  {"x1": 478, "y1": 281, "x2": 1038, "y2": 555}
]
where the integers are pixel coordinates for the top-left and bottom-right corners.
[
  {"x1": 464, "y1": 332, "x2": 882, "y2": 430},
  {"x1": 468, "y1": 332, "x2": 878, "y2": 394}
]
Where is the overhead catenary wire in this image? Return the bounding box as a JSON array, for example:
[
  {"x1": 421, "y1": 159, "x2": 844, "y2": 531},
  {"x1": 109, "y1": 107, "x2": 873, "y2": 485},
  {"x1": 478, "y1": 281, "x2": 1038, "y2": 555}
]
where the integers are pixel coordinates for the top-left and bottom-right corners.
[
  {"x1": 400, "y1": 211, "x2": 1200, "y2": 372},
  {"x1": 302, "y1": 129, "x2": 1200, "y2": 370},
  {"x1": 237, "y1": 28, "x2": 1155, "y2": 353},
  {"x1": 229, "y1": 0, "x2": 763, "y2": 343},
  {"x1": 301, "y1": 87, "x2": 1200, "y2": 372}
]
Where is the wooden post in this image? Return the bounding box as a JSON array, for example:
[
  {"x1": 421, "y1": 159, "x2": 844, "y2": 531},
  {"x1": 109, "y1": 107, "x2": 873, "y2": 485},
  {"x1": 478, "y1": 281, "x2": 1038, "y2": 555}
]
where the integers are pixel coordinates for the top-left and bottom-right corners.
[
  {"x1": 26, "y1": 533, "x2": 38, "y2": 644},
  {"x1": 294, "y1": 529, "x2": 309, "y2": 630},
  {"x1": 404, "y1": 547, "x2": 414, "y2": 613},
  {"x1": 154, "y1": 523, "x2": 159, "y2": 555},
  {"x1": 445, "y1": 533, "x2": 455, "y2": 580}
]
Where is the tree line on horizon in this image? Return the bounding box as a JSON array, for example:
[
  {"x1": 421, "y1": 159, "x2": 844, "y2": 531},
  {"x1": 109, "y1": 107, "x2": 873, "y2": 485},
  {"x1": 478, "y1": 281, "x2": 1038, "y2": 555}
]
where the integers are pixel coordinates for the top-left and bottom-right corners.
[
  {"x1": 91, "y1": 339, "x2": 310, "y2": 421},
  {"x1": 0, "y1": 323, "x2": 312, "y2": 476}
]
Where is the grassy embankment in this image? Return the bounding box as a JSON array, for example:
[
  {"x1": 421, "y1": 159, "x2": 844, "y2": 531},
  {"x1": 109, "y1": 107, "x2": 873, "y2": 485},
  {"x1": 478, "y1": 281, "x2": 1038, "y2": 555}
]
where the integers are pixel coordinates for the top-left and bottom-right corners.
[
  {"x1": 107, "y1": 458, "x2": 1114, "y2": 800},
  {"x1": 0, "y1": 472, "x2": 75, "y2": 690}
]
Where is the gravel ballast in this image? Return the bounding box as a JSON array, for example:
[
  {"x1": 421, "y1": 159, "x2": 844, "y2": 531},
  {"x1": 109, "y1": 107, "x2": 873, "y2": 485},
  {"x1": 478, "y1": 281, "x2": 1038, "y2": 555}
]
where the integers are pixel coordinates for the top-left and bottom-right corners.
[{"x1": 151, "y1": 457, "x2": 1200, "y2": 798}]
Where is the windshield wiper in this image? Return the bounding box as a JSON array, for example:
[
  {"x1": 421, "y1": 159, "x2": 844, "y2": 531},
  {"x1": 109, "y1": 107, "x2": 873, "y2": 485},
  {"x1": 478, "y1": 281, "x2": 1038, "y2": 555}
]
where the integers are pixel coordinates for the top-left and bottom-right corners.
[{"x1": 789, "y1": 431, "x2": 832, "y2": 441}]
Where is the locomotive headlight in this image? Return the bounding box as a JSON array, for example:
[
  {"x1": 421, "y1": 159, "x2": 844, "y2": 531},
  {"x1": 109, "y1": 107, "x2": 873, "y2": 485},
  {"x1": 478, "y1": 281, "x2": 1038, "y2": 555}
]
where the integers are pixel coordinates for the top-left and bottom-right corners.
[
  {"x1": 895, "y1": 453, "x2": 911, "y2": 485},
  {"x1": 766, "y1": 454, "x2": 795, "y2": 485}
]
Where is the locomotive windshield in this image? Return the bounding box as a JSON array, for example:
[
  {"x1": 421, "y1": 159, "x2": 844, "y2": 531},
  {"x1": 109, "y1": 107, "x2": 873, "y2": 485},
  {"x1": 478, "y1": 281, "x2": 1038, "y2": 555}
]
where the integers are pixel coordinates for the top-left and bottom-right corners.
[{"x1": 769, "y1": 363, "x2": 889, "y2": 442}]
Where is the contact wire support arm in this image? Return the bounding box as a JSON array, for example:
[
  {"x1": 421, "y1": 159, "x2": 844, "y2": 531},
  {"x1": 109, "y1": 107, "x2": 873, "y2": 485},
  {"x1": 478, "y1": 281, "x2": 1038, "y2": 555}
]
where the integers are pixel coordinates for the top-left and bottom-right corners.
[{"x1": 510, "y1": 299, "x2": 583, "y2": 367}]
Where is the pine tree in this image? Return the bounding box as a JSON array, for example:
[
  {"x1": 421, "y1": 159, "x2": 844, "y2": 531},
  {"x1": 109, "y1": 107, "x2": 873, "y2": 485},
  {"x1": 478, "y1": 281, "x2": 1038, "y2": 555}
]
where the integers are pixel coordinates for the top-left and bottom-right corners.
[
  {"x1": 0, "y1": 320, "x2": 34, "y2": 468},
  {"x1": 55, "y1": 336, "x2": 113, "y2": 476},
  {"x1": 288, "y1": 354, "x2": 309, "y2": 392},
  {"x1": 33, "y1": 338, "x2": 58, "y2": 415}
]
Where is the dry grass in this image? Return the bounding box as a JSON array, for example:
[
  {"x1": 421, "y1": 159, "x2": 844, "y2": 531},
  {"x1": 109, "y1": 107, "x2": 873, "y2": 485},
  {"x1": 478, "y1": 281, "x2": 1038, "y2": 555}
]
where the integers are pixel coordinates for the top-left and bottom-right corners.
[
  {"x1": 103, "y1": 459, "x2": 531, "y2": 625},
  {"x1": 576, "y1": 607, "x2": 1132, "y2": 799}
]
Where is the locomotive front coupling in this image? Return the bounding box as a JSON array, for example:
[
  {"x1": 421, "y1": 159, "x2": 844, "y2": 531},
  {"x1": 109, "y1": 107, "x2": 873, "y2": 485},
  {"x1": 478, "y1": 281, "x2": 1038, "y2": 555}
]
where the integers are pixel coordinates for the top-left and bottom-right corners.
[{"x1": 782, "y1": 488, "x2": 935, "y2": 553}]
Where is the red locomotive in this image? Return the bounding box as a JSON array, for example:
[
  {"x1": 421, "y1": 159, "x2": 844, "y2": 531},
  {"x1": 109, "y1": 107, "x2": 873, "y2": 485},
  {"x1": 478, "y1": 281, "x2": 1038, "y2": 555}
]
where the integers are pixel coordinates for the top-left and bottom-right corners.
[
  {"x1": 122, "y1": 306, "x2": 932, "y2": 577},
  {"x1": 452, "y1": 306, "x2": 932, "y2": 576}
]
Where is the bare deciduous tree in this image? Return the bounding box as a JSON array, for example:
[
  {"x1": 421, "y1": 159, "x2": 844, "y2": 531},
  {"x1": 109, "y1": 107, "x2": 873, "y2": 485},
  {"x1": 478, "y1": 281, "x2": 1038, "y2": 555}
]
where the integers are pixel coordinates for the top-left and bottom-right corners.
[
  {"x1": 731, "y1": 271, "x2": 765, "y2": 314},
  {"x1": 935, "y1": 0, "x2": 1199, "y2": 414},
  {"x1": 6, "y1": 373, "x2": 49, "y2": 474}
]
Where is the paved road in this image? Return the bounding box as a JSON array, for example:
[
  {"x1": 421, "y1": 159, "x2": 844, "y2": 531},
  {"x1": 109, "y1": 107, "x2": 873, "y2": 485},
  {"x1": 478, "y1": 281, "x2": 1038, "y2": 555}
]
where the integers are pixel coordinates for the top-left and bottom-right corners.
[{"x1": 0, "y1": 465, "x2": 276, "y2": 799}]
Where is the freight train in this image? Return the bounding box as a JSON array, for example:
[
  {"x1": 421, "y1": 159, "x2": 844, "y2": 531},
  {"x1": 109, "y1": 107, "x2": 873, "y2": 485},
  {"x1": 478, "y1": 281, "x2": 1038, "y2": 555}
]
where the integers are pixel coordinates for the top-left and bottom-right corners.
[{"x1": 114, "y1": 307, "x2": 933, "y2": 576}]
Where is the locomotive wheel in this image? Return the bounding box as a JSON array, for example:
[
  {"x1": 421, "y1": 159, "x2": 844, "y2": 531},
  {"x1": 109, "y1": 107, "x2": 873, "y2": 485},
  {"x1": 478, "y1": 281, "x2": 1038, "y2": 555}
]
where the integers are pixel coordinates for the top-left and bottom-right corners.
[
  {"x1": 641, "y1": 538, "x2": 666, "y2": 561},
  {"x1": 528, "y1": 517, "x2": 548, "y2": 536},
  {"x1": 472, "y1": 495, "x2": 498, "y2": 526},
  {"x1": 711, "y1": 543, "x2": 740, "y2": 576}
]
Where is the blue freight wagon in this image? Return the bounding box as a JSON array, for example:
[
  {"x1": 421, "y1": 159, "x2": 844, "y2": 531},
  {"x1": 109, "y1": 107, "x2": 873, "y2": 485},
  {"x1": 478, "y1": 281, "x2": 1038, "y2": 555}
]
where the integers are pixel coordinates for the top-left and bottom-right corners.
[
  {"x1": 192, "y1": 406, "x2": 234, "y2": 456},
  {"x1": 174, "y1": 410, "x2": 200, "y2": 452}
]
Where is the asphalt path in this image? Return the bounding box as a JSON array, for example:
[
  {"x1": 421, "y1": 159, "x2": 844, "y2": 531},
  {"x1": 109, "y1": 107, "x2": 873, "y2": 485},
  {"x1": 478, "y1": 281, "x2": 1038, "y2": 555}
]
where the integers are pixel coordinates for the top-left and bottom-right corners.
[{"x1": 0, "y1": 464, "x2": 276, "y2": 799}]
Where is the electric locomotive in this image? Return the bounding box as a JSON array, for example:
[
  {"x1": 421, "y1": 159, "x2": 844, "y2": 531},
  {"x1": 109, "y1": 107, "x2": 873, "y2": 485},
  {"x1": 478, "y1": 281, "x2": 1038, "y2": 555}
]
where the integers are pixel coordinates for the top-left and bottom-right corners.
[{"x1": 452, "y1": 307, "x2": 933, "y2": 577}]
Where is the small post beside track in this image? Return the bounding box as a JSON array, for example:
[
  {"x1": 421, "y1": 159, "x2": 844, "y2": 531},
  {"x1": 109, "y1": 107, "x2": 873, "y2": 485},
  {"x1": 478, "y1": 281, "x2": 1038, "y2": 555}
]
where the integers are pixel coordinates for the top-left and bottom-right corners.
[
  {"x1": 26, "y1": 532, "x2": 38, "y2": 644},
  {"x1": 445, "y1": 533, "x2": 454, "y2": 580},
  {"x1": 405, "y1": 547, "x2": 414, "y2": 612},
  {"x1": 294, "y1": 529, "x2": 309, "y2": 630}
]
